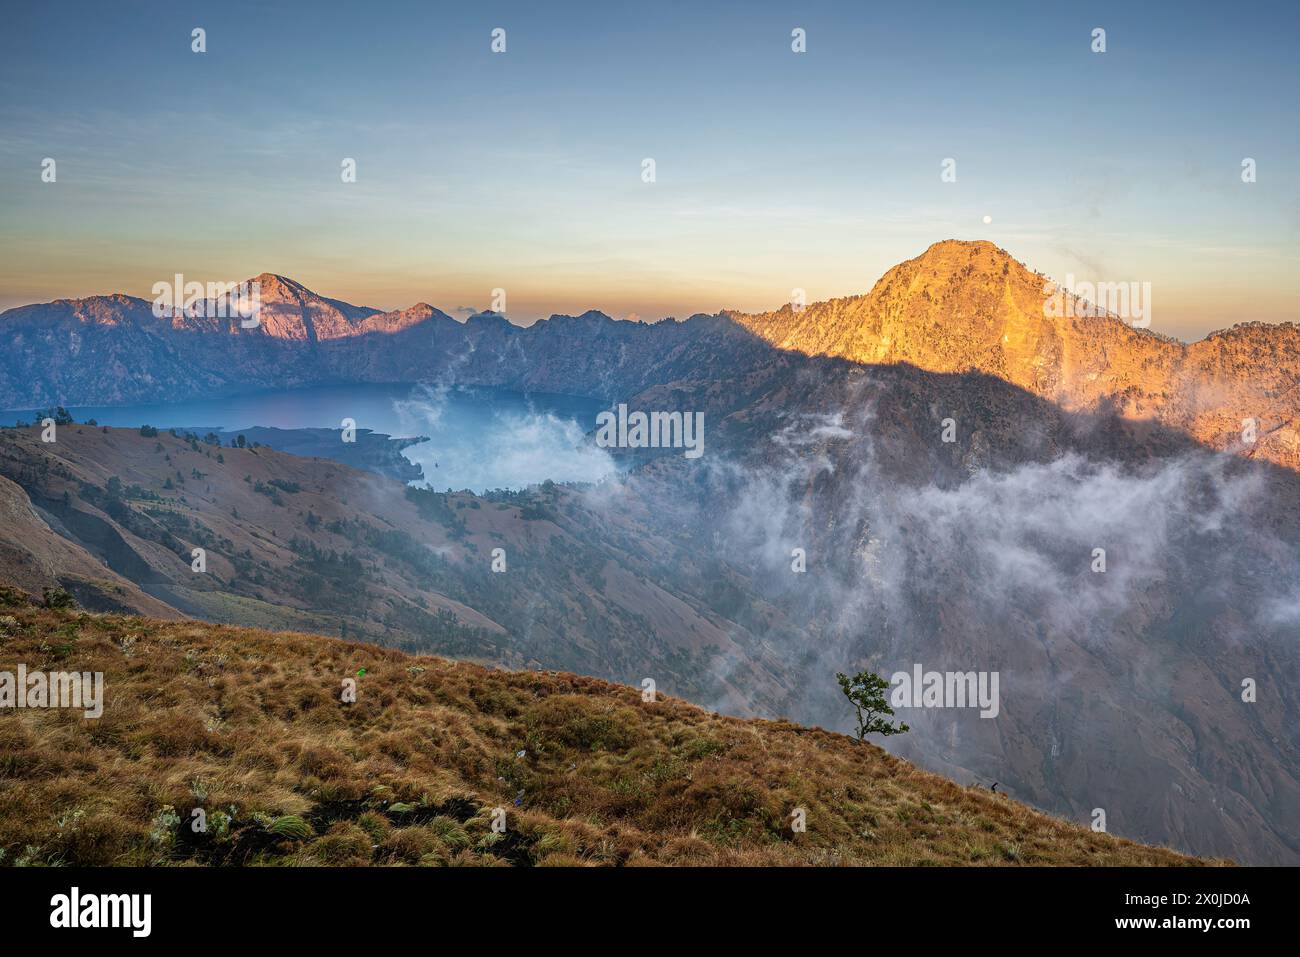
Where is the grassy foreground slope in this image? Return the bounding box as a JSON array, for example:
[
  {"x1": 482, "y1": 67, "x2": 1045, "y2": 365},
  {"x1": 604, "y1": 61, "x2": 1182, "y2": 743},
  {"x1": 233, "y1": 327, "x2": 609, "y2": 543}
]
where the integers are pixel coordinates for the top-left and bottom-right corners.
[{"x1": 0, "y1": 597, "x2": 1212, "y2": 866}]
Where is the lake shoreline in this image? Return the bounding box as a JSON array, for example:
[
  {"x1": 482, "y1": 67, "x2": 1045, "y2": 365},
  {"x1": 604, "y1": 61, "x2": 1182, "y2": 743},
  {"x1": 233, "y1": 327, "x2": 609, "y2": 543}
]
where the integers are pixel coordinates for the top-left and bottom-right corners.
[{"x1": 2, "y1": 382, "x2": 615, "y2": 493}]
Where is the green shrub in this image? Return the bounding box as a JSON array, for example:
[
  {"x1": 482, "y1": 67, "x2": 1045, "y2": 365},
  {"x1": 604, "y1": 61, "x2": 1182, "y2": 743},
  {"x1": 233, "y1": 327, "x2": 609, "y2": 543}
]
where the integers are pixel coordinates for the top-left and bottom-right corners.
[{"x1": 265, "y1": 815, "x2": 314, "y2": 841}]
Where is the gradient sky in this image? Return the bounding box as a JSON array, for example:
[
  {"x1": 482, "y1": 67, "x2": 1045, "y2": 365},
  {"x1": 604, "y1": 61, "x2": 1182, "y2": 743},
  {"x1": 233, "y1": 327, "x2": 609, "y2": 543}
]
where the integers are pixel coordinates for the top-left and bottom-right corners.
[{"x1": 1, "y1": 0, "x2": 1297, "y2": 340}]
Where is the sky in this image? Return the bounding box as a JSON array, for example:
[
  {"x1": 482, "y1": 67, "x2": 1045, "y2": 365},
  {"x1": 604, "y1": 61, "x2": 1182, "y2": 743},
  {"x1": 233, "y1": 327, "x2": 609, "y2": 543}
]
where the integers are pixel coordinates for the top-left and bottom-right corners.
[{"x1": 1, "y1": 0, "x2": 1297, "y2": 340}]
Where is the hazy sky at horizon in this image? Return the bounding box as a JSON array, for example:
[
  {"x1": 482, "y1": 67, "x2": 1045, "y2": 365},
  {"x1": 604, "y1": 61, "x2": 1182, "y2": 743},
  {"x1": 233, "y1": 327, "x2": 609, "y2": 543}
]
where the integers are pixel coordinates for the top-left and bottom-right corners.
[{"x1": 1, "y1": 0, "x2": 1296, "y2": 340}]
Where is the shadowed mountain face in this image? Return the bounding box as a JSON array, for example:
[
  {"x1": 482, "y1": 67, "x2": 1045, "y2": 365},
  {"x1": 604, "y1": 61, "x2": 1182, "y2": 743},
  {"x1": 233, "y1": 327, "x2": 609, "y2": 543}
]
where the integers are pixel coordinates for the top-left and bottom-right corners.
[
  {"x1": 662, "y1": 393, "x2": 1300, "y2": 864},
  {"x1": 0, "y1": 241, "x2": 1297, "y2": 864},
  {"x1": 604, "y1": 339, "x2": 1300, "y2": 865}
]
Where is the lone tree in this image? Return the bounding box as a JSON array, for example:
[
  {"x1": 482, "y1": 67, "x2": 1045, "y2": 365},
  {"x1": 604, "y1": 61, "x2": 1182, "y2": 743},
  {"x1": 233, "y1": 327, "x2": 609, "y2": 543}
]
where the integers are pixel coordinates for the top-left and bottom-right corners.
[{"x1": 836, "y1": 669, "x2": 909, "y2": 741}]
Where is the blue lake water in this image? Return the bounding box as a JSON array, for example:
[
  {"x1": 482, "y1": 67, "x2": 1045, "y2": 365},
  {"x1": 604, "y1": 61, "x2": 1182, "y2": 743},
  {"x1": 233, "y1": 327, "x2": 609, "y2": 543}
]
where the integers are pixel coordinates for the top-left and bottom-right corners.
[{"x1": 3, "y1": 383, "x2": 617, "y2": 492}]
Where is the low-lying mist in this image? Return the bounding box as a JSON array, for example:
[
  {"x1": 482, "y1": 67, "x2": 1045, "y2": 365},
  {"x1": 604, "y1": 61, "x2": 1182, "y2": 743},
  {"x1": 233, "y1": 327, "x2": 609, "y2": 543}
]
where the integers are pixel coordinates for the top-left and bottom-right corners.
[
  {"x1": 393, "y1": 382, "x2": 618, "y2": 493},
  {"x1": 561, "y1": 390, "x2": 1300, "y2": 863}
]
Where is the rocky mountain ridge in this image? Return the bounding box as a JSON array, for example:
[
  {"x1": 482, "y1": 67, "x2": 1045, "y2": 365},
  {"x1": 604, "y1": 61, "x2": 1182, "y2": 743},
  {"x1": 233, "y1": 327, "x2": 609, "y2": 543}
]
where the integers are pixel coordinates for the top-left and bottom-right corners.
[{"x1": 3, "y1": 243, "x2": 1296, "y2": 469}]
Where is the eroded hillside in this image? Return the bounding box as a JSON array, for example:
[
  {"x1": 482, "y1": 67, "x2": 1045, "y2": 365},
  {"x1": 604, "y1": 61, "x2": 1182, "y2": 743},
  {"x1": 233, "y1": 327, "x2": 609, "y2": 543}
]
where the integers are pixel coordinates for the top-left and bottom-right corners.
[{"x1": 0, "y1": 425, "x2": 795, "y2": 716}]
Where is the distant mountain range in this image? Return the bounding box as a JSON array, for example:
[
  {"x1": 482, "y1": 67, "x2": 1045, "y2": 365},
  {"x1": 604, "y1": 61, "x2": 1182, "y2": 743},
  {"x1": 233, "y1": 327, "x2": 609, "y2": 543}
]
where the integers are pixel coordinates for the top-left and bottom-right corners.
[{"x1": 3, "y1": 240, "x2": 1297, "y2": 469}]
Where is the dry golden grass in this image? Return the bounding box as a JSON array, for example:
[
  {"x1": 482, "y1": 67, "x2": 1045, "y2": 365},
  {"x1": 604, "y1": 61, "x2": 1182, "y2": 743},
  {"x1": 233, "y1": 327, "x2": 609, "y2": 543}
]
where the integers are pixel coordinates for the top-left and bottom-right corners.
[{"x1": 0, "y1": 596, "x2": 1217, "y2": 867}]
